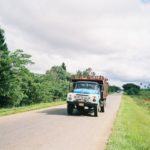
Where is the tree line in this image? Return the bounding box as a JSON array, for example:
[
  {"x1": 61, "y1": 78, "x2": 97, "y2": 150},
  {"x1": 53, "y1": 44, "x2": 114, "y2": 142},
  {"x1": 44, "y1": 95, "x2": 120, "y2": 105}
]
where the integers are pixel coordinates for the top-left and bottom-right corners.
[
  {"x1": 0, "y1": 28, "x2": 103, "y2": 108},
  {"x1": 0, "y1": 28, "x2": 71, "y2": 107}
]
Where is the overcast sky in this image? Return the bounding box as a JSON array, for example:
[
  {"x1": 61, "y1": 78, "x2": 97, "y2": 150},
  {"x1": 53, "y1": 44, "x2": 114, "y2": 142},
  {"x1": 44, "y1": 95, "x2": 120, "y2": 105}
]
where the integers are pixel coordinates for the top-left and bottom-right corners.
[{"x1": 0, "y1": 0, "x2": 150, "y2": 86}]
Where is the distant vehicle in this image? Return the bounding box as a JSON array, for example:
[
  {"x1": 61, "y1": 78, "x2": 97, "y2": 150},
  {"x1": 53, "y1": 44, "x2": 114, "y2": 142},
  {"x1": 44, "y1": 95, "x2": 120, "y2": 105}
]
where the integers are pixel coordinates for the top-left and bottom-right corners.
[{"x1": 66, "y1": 75, "x2": 109, "y2": 117}]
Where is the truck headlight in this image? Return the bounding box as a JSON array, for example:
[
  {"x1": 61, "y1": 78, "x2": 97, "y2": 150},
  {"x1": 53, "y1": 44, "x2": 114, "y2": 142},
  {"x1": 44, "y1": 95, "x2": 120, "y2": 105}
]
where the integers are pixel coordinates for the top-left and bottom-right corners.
[{"x1": 68, "y1": 94, "x2": 72, "y2": 100}]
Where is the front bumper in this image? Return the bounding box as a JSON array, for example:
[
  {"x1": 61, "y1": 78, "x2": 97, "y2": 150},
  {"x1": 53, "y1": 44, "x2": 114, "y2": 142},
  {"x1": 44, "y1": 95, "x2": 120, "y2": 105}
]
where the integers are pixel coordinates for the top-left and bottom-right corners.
[{"x1": 67, "y1": 100, "x2": 97, "y2": 107}]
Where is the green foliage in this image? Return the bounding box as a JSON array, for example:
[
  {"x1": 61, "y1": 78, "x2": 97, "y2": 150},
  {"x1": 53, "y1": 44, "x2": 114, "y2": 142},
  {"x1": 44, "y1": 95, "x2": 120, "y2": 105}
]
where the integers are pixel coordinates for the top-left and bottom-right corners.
[
  {"x1": 0, "y1": 28, "x2": 8, "y2": 51},
  {"x1": 45, "y1": 65, "x2": 70, "y2": 100},
  {"x1": 133, "y1": 90, "x2": 150, "y2": 112},
  {"x1": 0, "y1": 28, "x2": 71, "y2": 108},
  {"x1": 109, "y1": 85, "x2": 121, "y2": 93},
  {"x1": 0, "y1": 49, "x2": 33, "y2": 107},
  {"x1": 0, "y1": 52, "x2": 70, "y2": 107},
  {"x1": 0, "y1": 51, "x2": 70, "y2": 107},
  {"x1": 122, "y1": 83, "x2": 140, "y2": 95},
  {"x1": 0, "y1": 50, "x2": 12, "y2": 106},
  {"x1": 76, "y1": 67, "x2": 95, "y2": 77},
  {"x1": 0, "y1": 28, "x2": 10, "y2": 106},
  {"x1": 46, "y1": 64, "x2": 70, "y2": 81},
  {"x1": 61, "y1": 62, "x2": 66, "y2": 71},
  {"x1": 139, "y1": 89, "x2": 150, "y2": 99}
]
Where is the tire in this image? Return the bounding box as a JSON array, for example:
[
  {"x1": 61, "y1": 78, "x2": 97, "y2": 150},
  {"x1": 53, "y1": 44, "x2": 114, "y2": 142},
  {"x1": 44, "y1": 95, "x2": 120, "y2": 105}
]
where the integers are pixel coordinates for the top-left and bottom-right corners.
[
  {"x1": 101, "y1": 106, "x2": 105, "y2": 112},
  {"x1": 94, "y1": 105, "x2": 98, "y2": 117},
  {"x1": 67, "y1": 104, "x2": 73, "y2": 115},
  {"x1": 77, "y1": 107, "x2": 84, "y2": 115},
  {"x1": 104, "y1": 99, "x2": 106, "y2": 106},
  {"x1": 100, "y1": 100, "x2": 105, "y2": 112},
  {"x1": 98, "y1": 101, "x2": 101, "y2": 112}
]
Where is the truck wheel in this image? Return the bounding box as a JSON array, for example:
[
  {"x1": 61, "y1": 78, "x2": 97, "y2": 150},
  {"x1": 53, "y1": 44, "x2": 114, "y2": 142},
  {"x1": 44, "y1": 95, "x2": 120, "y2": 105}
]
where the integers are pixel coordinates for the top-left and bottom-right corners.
[
  {"x1": 101, "y1": 106, "x2": 105, "y2": 112},
  {"x1": 94, "y1": 105, "x2": 98, "y2": 117},
  {"x1": 67, "y1": 104, "x2": 73, "y2": 115},
  {"x1": 104, "y1": 99, "x2": 106, "y2": 106},
  {"x1": 98, "y1": 102, "x2": 101, "y2": 112}
]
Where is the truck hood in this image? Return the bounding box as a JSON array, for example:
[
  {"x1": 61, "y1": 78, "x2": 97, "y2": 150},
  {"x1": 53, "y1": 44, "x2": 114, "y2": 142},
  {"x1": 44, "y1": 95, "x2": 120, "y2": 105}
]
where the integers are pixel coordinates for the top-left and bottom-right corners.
[{"x1": 73, "y1": 88, "x2": 99, "y2": 94}]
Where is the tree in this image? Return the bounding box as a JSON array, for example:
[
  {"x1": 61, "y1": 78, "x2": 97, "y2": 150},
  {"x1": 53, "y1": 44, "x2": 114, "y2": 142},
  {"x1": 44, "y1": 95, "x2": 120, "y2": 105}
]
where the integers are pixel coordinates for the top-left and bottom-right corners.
[
  {"x1": 61, "y1": 62, "x2": 66, "y2": 71},
  {"x1": 0, "y1": 28, "x2": 11, "y2": 106},
  {"x1": 44, "y1": 64, "x2": 70, "y2": 101},
  {"x1": 76, "y1": 70, "x2": 82, "y2": 77},
  {"x1": 0, "y1": 28, "x2": 8, "y2": 51},
  {"x1": 83, "y1": 68, "x2": 92, "y2": 76},
  {"x1": 46, "y1": 65, "x2": 68, "y2": 81},
  {"x1": 122, "y1": 83, "x2": 140, "y2": 95},
  {"x1": 76, "y1": 68, "x2": 96, "y2": 77},
  {"x1": 109, "y1": 85, "x2": 121, "y2": 93},
  {"x1": 8, "y1": 50, "x2": 33, "y2": 106},
  {"x1": 0, "y1": 28, "x2": 71, "y2": 107},
  {"x1": 0, "y1": 48, "x2": 33, "y2": 107}
]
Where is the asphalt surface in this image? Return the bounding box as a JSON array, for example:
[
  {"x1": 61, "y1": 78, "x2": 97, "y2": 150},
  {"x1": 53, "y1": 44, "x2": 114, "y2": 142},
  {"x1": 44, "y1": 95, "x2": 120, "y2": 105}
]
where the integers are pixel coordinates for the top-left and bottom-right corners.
[{"x1": 0, "y1": 93, "x2": 122, "y2": 150}]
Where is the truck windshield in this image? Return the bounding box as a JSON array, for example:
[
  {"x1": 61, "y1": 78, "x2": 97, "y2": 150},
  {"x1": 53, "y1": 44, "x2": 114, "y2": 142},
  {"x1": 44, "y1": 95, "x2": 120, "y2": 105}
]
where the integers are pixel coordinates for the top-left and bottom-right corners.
[{"x1": 75, "y1": 83, "x2": 98, "y2": 90}]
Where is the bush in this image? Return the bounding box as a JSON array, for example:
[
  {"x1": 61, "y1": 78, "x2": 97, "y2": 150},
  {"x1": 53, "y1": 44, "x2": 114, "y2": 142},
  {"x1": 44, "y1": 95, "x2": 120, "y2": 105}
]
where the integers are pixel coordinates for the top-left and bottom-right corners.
[{"x1": 123, "y1": 83, "x2": 140, "y2": 95}]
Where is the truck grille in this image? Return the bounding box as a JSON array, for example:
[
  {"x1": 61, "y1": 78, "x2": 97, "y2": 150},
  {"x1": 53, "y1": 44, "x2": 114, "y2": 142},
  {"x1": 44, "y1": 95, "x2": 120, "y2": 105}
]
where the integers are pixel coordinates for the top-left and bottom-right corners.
[{"x1": 76, "y1": 95, "x2": 89, "y2": 101}]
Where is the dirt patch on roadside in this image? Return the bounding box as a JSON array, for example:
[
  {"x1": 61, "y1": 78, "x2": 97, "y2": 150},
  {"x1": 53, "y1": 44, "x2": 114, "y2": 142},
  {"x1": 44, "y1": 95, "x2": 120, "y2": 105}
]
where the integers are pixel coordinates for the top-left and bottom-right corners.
[{"x1": 144, "y1": 99, "x2": 150, "y2": 103}]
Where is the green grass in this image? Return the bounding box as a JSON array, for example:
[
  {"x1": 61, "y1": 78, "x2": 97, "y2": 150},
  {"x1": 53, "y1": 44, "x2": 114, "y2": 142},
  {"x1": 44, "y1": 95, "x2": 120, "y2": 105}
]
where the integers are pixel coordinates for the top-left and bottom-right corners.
[
  {"x1": 106, "y1": 95, "x2": 150, "y2": 150},
  {"x1": 0, "y1": 101, "x2": 65, "y2": 116},
  {"x1": 133, "y1": 90, "x2": 150, "y2": 113}
]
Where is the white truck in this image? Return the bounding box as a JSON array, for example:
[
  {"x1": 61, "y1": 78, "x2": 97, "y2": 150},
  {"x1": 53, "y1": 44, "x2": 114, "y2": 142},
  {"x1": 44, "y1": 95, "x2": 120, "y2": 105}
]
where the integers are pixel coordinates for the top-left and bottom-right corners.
[{"x1": 67, "y1": 76, "x2": 108, "y2": 117}]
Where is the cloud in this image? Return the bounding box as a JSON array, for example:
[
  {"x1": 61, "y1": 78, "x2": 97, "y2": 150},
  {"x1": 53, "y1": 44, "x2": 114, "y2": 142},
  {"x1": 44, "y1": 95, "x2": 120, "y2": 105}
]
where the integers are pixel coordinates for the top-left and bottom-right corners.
[{"x1": 0, "y1": 0, "x2": 150, "y2": 86}]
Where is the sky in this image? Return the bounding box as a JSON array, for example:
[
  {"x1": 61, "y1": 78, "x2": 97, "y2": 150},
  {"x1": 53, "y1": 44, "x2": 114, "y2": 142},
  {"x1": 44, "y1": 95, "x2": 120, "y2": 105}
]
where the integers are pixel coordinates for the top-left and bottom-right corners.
[{"x1": 0, "y1": 0, "x2": 150, "y2": 87}]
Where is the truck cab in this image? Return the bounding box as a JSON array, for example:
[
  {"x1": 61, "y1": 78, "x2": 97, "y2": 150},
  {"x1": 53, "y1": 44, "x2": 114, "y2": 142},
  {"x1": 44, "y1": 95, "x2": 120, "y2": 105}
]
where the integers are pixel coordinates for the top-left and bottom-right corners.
[{"x1": 67, "y1": 76, "x2": 108, "y2": 117}]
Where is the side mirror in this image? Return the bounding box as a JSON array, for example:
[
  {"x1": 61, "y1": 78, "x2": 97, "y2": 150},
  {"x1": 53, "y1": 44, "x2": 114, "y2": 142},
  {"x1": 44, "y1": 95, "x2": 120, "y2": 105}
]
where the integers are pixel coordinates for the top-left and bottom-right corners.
[{"x1": 69, "y1": 82, "x2": 73, "y2": 92}]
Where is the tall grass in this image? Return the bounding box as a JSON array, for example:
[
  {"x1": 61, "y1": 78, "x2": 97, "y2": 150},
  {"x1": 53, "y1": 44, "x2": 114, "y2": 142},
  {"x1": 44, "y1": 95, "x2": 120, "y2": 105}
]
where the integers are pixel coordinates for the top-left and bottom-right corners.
[
  {"x1": 133, "y1": 90, "x2": 150, "y2": 113},
  {"x1": 106, "y1": 95, "x2": 150, "y2": 150}
]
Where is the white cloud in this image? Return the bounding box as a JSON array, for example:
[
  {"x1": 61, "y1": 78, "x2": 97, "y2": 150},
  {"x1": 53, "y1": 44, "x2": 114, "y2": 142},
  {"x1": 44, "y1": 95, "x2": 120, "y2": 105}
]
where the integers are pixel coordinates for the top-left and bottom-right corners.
[{"x1": 0, "y1": 0, "x2": 150, "y2": 86}]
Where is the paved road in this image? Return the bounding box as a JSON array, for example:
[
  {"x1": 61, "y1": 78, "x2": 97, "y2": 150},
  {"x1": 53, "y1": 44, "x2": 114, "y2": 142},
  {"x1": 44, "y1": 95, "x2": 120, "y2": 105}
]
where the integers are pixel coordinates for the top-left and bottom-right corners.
[{"x1": 0, "y1": 94, "x2": 122, "y2": 150}]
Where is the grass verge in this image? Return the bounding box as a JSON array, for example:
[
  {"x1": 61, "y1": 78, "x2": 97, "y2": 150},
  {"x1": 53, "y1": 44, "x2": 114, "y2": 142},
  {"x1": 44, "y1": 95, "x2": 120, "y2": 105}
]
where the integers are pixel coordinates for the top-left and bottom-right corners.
[
  {"x1": 133, "y1": 90, "x2": 150, "y2": 114},
  {"x1": 106, "y1": 95, "x2": 150, "y2": 150},
  {"x1": 0, "y1": 101, "x2": 65, "y2": 116}
]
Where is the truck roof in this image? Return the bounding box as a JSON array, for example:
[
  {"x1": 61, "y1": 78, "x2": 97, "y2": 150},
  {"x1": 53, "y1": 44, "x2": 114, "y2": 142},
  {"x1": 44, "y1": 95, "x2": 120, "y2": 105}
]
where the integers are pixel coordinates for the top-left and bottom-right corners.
[
  {"x1": 71, "y1": 75, "x2": 108, "y2": 85},
  {"x1": 75, "y1": 81, "x2": 99, "y2": 84}
]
